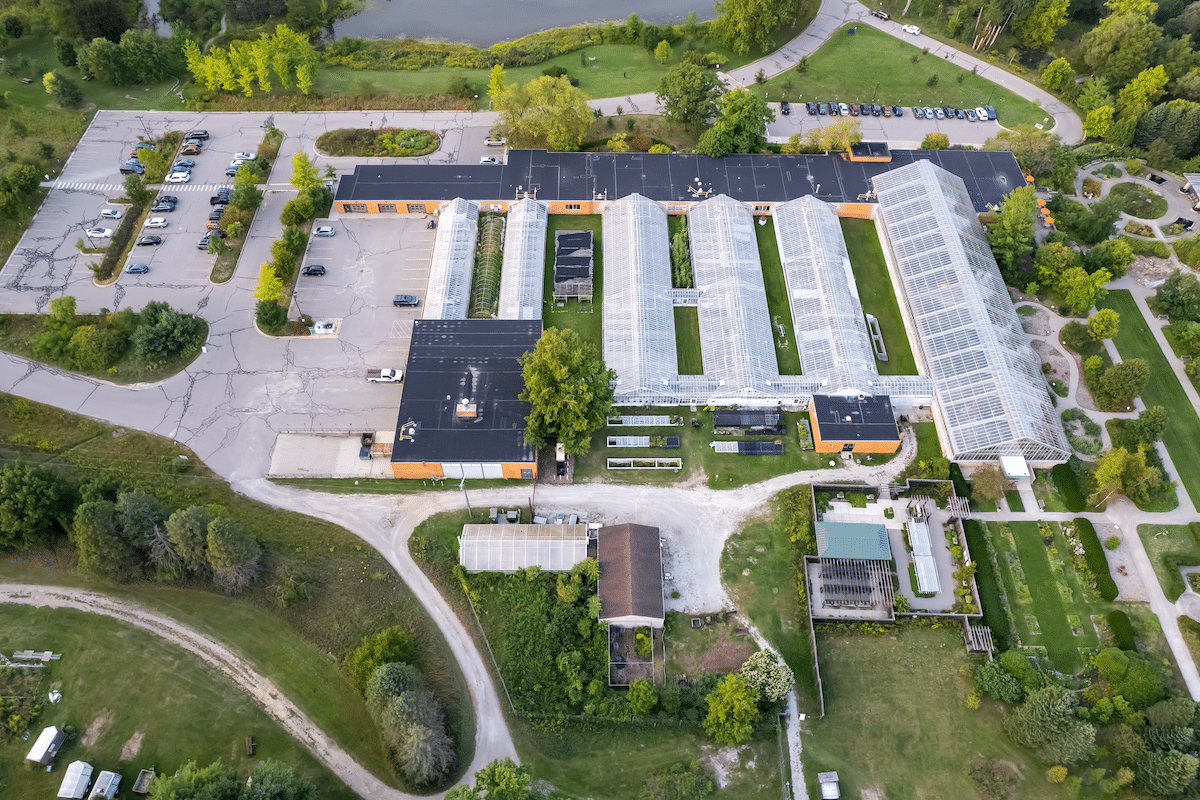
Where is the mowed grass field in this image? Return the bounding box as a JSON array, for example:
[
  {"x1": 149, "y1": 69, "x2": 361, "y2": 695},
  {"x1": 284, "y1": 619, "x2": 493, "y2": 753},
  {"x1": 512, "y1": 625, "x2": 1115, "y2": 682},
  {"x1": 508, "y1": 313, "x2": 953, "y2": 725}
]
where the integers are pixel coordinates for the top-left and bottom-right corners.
[
  {"x1": 1137, "y1": 523, "x2": 1200, "y2": 602},
  {"x1": 0, "y1": 606, "x2": 358, "y2": 799},
  {"x1": 840, "y1": 218, "x2": 918, "y2": 375},
  {"x1": 762, "y1": 25, "x2": 1050, "y2": 129},
  {"x1": 805, "y1": 627, "x2": 1074, "y2": 800},
  {"x1": 1096, "y1": 290, "x2": 1200, "y2": 509},
  {"x1": 542, "y1": 214, "x2": 602, "y2": 350}
]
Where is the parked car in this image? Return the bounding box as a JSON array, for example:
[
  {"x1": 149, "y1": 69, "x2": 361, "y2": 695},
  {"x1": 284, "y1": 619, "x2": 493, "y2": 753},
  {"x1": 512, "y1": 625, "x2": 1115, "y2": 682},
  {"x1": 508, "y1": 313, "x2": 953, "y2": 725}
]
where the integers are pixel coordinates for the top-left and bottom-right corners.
[
  {"x1": 780, "y1": 101, "x2": 790, "y2": 115},
  {"x1": 975, "y1": 106, "x2": 989, "y2": 120},
  {"x1": 872, "y1": 103, "x2": 882, "y2": 116},
  {"x1": 144, "y1": 217, "x2": 168, "y2": 228},
  {"x1": 859, "y1": 103, "x2": 871, "y2": 115},
  {"x1": 484, "y1": 136, "x2": 507, "y2": 146},
  {"x1": 871, "y1": 8, "x2": 889, "y2": 18},
  {"x1": 197, "y1": 236, "x2": 212, "y2": 249},
  {"x1": 902, "y1": 24, "x2": 920, "y2": 34},
  {"x1": 934, "y1": 107, "x2": 945, "y2": 119},
  {"x1": 229, "y1": 159, "x2": 249, "y2": 168},
  {"x1": 165, "y1": 172, "x2": 191, "y2": 183},
  {"x1": 984, "y1": 104, "x2": 997, "y2": 120},
  {"x1": 208, "y1": 210, "x2": 225, "y2": 222},
  {"x1": 301, "y1": 264, "x2": 326, "y2": 276},
  {"x1": 224, "y1": 166, "x2": 240, "y2": 177},
  {"x1": 180, "y1": 144, "x2": 201, "y2": 156},
  {"x1": 827, "y1": 102, "x2": 838, "y2": 116},
  {"x1": 892, "y1": 105, "x2": 903, "y2": 116},
  {"x1": 183, "y1": 138, "x2": 205, "y2": 147},
  {"x1": 923, "y1": 107, "x2": 935, "y2": 118},
  {"x1": 817, "y1": 103, "x2": 828, "y2": 115},
  {"x1": 913, "y1": 106, "x2": 924, "y2": 118},
  {"x1": 839, "y1": 102, "x2": 850, "y2": 115},
  {"x1": 160, "y1": 195, "x2": 179, "y2": 204},
  {"x1": 313, "y1": 321, "x2": 335, "y2": 334},
  {"x1": 943, "y1": 106, "x2": 955, "y2": 118},
  {"x1": 480, "y1": 156, "x2": 500, "y2": 165},
  {"x1": 806, "y1": 102, "x2": 818, "y2": 115},
  {"x1": 882, "y1": 105, "x2": 891, "y2": 117},
  {"x1": 393, "y1": 294, "x2": 420, "y2": 307},
  {"x1": 848, "y1": 103, "x2": 859, "y2": 116},
  {"x1": 119, "y1": 163, "x2": 144, "y2": 175},
  {"x1": 174, "y1": 159, "x2": 196, "y2": 169},
  {"x1": 186, "y1": 130, "x2": 209, "y2": 140},
  {"x1": 210, "y1": 193, "x2": 231, "y2": 205},
  {"x1": 99, "y1": 208, "x2": 123, "y2": 220},
  {"x1": 313, "y1": 226, "x2": 335, "y2": 237},
  {"x1": 151, "y1": 200, "x2": 176, "y2": 212},
  {"x1": 966, "y1": 108, "x2": 978, "y2": 121},
  {"x1": 124, "y1": 262, "x2": 149, "y2": 274},
  {"x1": 85, "y1": 227, "x2": 113, "y2": 238},
  {"x1": 130, "y1": 143, "x2": 154, "y2": 158},
  {"x1": 136, "y1": 235, "x2": 163, "y2": 246},
  {"x1": 206, "y1": 219, "x2": 222, "y2": 230},
  {"x1": 366, "y1": 368, "x2": 403, "y2": 383}
]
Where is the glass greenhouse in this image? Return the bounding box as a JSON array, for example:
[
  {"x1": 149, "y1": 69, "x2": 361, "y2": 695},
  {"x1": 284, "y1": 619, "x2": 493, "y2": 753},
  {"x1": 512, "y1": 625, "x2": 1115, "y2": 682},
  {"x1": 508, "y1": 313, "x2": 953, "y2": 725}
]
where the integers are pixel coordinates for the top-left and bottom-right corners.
[
  {"x1": 458, "y1": 524, "x2": 588, "y2": 573},
  {"x1": 423, "y1": 197, "x2": 478, "y2": 320},
  {"x1": 872, "y1": 160, "x2": 1070, "y2": 464},
  {"x1": 497, "y1": 198, "x2": 546, "y2": 320}
]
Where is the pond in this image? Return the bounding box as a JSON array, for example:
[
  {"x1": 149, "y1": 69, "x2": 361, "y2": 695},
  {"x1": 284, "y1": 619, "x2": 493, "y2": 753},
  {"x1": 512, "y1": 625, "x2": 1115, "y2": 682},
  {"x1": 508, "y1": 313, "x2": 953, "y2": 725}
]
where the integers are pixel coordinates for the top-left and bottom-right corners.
[{"x1": 332, "y1": 0, "x2": 714, "y2": 47}]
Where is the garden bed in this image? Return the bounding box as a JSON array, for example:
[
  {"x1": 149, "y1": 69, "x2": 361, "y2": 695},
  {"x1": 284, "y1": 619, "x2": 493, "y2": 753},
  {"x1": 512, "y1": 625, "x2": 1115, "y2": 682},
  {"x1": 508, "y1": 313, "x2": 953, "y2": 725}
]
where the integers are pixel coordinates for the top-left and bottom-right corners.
[
  {"x1": 1107, "y1": 182, "x2": 1167, "y2": 219},
  {"x1": 315, "y1": 128, "x2": 440, "y2": 157}
]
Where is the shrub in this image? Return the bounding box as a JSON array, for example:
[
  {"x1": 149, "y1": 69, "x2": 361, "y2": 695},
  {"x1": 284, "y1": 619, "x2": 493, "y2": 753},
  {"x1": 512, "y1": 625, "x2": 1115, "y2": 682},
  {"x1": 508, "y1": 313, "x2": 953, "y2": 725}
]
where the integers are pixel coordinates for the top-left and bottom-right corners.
[
  {"x1": 255, "y1": 300, "x2": 287, "y2": 332},
  {"x1": 346, "y1": 626, "x2": 414, "y2": 691},
  {"x1": 1105, "y1": 535, "x2": 1121, "y2": 550},
  {"x1": 630, "y1": 133, "x2": 653, "y2": 151},
  {"x1": 1125, "y1": 160, "x2": 1145, "y2": 177},
  {"x1": 1108, "y1": 610, "x2": 1136, "y2": 650},
  {"x1": 1076, "y1": 518, "x2": 1118, "y2": 600}
]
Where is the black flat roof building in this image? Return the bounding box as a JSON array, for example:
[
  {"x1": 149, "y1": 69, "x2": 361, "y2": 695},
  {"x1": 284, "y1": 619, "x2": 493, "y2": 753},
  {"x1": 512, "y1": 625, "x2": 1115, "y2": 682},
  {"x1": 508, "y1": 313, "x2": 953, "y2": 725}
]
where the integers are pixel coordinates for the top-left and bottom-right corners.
[
  {"x1": 391, "y1": 320, "x2": 541, "y2": 477},
  {"x1": 810, "y1": 395, "x2": 901, "y2": 443},
  {"x1": 336, "y1": 148, "x2": 1023, "y2": 213}
]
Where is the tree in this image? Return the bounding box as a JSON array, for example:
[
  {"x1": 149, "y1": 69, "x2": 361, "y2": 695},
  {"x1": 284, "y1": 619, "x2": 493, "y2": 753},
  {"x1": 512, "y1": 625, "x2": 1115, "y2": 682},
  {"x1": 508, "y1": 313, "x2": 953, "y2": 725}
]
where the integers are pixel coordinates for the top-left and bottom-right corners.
[
  {"x1": 971, "y1": 465, "x2": 1010, "y2": 503},
  {"x1": 1088, "y1": 307, "x2": 1121, "y2": 339},
  {"x1": 697, "y1": 88, "x2": 774, "y2": 157},
  {"x1": 1074, "y1": 195, "x2": 1123, "y2": 244},
  {"x1": 494, "y1": 76, "x2": 592, "y2": 151},
  {"x1": 286, "y1": 0, "x2": 321, "y2": 32},
  {"x1": 1099, "y1": 358, "x2": 1150, "y2": 405},
  {"x1": 1004, "y1": 685, "x2": 1096, "y2": 765},
  {"x1": 55, "y1": 37, "x2": 77, "y2": 68},
  {"x1": 983, "y1": 125, "x2": 1061, "y2": 174},
  {"x1": 1079, "y1": 12, "x2": 1162, "y2": 87},
  {"x1": 1078, "y1": 77, "x2": 1116, "y2": 114},
  {"x1": 68, "y1": 324, "x2": 125, "y2": 369},
  {"x1": 147, "y1": 759, "x2": 239, "y2": 800},
  {"x1": 1091, "y1": 444, "x2": 1162, "y2": 505},
  {"x1": 346, "y1": 627, "x2": 414, "y2": 690},
  {"x1": 519, "y1": 327, "x2": 615, "y2": 454},
  {"x1": 1058, "y1": 266, "x2": 1111, "y2": 312},
  {"x1": 1156, "y1": 269, "x2": 1200, "y2": 320},
  {"x1": 256, "y1": 264, "x2": 284, "y2": 303},
  {"x1": 487, "y1": 65, "x2": 506, "y2": 102},
  {"x1": 988, "y1": 186, "x2": 1038, "y2": 276},
  {"x1": 1145, "y1": 697, "x2": 1197, "y2": 728},
  {"x1": 921, "y1": 132, "x2": 950, "y2": 150},
  {"x1": 206, "y1": 517, "x2": 261, "y2": 593},
  {"x1": 657, "y1": 61, "x2": 724, "y2": 130},
  {"x1": 1016, "y1": 0, "x2": 1069, "y2": 48},
  {"x1": 740, "y1": 649, "x2": 794, "y2": 704},
  {"x1": 71, "y1": 501, "x2": 135, "y2": 578},
  {"x1": 703, "y1": 674, "x2": 759, "y2": 745},
  {"x1": 115, "y1": 489, "x2": 171, "y2": 548},
  {"x1": 803, "y1": 119, "x2": 862, "y2": 152},
  {"x1": 1036, "y1": 241, "x2": 1080, "y2": 286},
  {"x1": 975, "y1": 659, "x2": 1025, "y2": 703},
  {"x1": 0, "y1": 463, "x2": 74, "y2": 551},
  {"x1": 289, "y1": 151, "x2": 320, "y2": 190},
  {"x1": 1083, "y1": 235, "x2": 1132, "y2": 280},
  {"x1": 654, "y1": 40, "x2": 673, "y2": 64},
  {"x1": 131, "y1": 301, "x2": 200, "y2": 361},
  {"x1": 43, "y1": 71, "x2": 83, "y2": 107},
  {"x1": 241, "y1": 760, "x2": 316, "y2": 800},
  {"x1": 629, "y1": 678, "x2": 659, "y2": 715},
  {"x1": 165, "y1": 505, "x2": 212, "y2": 572},
  {"x1": 1131, "y1": 405, "x2": 1169, "y2": 444},
  {"x1": 1041, "y1": 57, "x2": 1076, "y2": 92},
  {"x1": 445, "y1": 758, "x2": 532, "y2": 800},
  {"x1": 2, "y1": 13, "x2": 24, "y2": 39},
  {"x1": 714, "y1": 0, "x2": 796, "y2": 54},
  {"x1": 367, "y1": 662, "x2": 454, "y2": 785},
  {"x1": 1136, "y1": 750, "x2": 1199, "y2": 795},
  {"x1": 1084, "y1": 105, "x2": 1115, "y2": 139},
  {"x1": 1118, "y1": 65, "x2": 1169, "y2": 114}
]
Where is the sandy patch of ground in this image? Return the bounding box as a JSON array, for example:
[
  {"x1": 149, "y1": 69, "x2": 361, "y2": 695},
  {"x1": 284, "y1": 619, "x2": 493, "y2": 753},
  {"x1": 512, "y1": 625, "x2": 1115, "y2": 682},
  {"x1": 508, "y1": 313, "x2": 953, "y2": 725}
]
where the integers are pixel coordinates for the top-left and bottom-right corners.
[
  {"x1": 1030, "y1": 340, "x2": 1071, "y2": 385},
  {"x1": 702, "y1": 744, "x2": 751, "y2": 788},
  {"x1": 1018, "y1": 306, "x2": 1053, "y2": 337},
  {"x1": 1128, "y1": 256, "x2": 1178, "y2": 287},
  {"x1": 1093, "y1": 522, "x2": 1147, "y2": 602},
  {"x1": 80, "y1": 711, "x2": 112, "y2": 747},
  {"x1": 860, "y1": 789, "x2": 885, "y2": 800},
  {"x1": 120, "y1": 731, "x2": 145, "y2": 761}
]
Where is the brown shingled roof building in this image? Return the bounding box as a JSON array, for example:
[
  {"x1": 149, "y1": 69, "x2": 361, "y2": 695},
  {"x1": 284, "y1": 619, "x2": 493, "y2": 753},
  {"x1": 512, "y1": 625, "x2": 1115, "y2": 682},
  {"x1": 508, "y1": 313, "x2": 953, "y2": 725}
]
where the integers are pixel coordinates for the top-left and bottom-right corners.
[{"x1": 597, "y1": 523, "x2": 666, "y2": 629}]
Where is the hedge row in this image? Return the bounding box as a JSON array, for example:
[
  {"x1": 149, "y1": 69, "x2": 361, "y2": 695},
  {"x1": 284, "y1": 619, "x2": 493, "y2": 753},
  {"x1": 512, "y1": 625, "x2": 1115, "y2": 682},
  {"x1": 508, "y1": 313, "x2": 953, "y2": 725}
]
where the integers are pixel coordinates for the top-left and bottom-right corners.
[
  {"x1": 1107, "y1": 610, "x2": 1136, "y2": 651},
  {"x1": 94, "y1": 205, "x2": 145, "y2": 280},
  {"x1": 963, "y1": 519, "x2": 1012, "y2": 652},
  {"x1": 1075, "y1": 517, "x2": 1119, "y2": 601}
]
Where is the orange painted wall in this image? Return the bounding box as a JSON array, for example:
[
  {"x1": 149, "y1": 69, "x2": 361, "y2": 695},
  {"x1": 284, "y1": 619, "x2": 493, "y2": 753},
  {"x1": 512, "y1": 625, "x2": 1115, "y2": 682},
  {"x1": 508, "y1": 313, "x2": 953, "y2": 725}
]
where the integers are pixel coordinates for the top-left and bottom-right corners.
[
  {"x1": 391, "y1": 462, "x2": 445, "y2": 479},
  {"x1": 339, "y1": 198, "x2": 883, "y2": 218},
  {"x1": 502, "y1": 462, "x2": 537, "y2": 479}
]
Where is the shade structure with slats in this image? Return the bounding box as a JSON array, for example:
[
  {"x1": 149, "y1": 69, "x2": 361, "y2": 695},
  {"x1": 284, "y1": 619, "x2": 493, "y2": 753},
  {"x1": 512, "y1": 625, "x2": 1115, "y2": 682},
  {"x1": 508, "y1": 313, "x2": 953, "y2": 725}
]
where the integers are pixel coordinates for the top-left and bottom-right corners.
[{"x1": 458, "y1": 524, "x2": 588, "y2": 573}]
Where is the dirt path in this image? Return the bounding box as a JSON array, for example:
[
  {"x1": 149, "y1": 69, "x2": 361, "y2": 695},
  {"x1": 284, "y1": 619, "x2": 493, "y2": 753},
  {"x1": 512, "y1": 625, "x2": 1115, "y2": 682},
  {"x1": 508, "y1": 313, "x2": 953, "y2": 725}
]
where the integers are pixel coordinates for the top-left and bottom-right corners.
[{"x1": 0, "y1": 584, "x2": 418, "y2": 800}]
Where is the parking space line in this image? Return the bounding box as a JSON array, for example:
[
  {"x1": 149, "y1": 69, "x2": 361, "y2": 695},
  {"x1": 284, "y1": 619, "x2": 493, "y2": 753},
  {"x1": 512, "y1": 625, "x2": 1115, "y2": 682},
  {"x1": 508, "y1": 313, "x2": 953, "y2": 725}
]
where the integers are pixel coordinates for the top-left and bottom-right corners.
[{"x1": 389, "y1": 320, "x2": 413, "y2": 339}]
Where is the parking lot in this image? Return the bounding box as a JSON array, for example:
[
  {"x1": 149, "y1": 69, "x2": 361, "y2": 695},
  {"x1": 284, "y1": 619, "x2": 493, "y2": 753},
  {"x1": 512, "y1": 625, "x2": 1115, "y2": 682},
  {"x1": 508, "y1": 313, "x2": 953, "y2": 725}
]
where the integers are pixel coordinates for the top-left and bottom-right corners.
[{"x1": 766, "y1": 101, "x2": 1022, "y2": 149}]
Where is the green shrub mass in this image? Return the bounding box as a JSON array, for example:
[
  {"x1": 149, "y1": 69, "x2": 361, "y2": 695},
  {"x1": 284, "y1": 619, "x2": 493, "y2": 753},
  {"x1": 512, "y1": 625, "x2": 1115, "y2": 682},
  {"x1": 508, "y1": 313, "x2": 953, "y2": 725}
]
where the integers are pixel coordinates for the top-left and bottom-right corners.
[
  {"x1": 1107, "y1": 610, "x2": 1136, "y2": 651},
  {"x1": 1076, "y1": 518, "x2": 1119, "y2": 601},
  {"x1": 1052, "y1": 464, "x2": 1087, "y2": 512}
]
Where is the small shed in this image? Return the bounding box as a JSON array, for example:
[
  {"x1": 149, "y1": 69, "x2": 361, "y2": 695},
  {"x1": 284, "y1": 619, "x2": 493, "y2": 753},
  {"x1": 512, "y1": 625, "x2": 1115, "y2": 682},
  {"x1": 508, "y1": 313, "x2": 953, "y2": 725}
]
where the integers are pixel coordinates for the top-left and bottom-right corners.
[
  {"x1": 818, "y1": 771, "x2": 841, "y2": 799},
  {"x1": 87, "y1": 771, "x2": 121, "y2": 799},
  {"x1": 999, "y1": 454, "x2": 1030, "y2": 480},
  {"x1": 597, "y1": 523, "x2": 665, "y2": 628},
  {"x1": 26, "y1": 725, "x2": 67, "y2": 765},
  {"x1": 58, "y1": 761, "x2": 94, "y2": 799}
]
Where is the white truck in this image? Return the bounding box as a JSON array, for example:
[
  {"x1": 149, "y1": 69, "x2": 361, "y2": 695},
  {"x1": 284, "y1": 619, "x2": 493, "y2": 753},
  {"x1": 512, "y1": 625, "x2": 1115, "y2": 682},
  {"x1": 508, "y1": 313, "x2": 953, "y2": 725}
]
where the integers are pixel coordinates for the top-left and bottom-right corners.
[{"x1": 366, "y1": 368, "x2": 403, "y2": 383}]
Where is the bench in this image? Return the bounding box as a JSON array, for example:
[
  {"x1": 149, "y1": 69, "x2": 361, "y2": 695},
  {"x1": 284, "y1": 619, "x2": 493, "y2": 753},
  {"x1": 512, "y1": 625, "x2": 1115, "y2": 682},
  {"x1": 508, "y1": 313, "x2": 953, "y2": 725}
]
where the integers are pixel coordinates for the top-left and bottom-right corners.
[{"x1": 245, "y1": 736, "x2": 255, "y2": 756}]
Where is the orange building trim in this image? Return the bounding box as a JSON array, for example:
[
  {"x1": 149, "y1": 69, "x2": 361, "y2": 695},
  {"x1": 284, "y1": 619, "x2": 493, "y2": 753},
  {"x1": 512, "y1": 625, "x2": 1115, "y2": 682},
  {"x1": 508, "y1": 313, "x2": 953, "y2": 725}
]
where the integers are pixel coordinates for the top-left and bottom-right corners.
[{"x1": 808, "y1": 396, "x2": 901, "y2": 455}]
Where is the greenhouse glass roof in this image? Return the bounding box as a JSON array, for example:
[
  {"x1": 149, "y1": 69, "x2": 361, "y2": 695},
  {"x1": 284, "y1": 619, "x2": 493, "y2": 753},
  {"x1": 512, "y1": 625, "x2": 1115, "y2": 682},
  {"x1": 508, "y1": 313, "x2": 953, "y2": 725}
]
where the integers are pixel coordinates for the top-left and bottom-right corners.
[
  {"x1": 773, "y1": 196, "x2": 879, "y2": 392},
  {"x1": 602, "y1": 194, "x2": 680, "y2": 403},
  {"x1": 872, "y1": 160, "x2": 1070, "y2": 464},
  {"x1": 424, "y1": 198, "x2": 478, "y2": 320},
  {"x1": 688, "y1": 195, "x2": 779, "y2": 397},
  {"x1": 459, "y1": 524, "x2": 588, "y2": 573},
  {"x1": 497, "y1": 198, "x2": 546, "y2": 320}
]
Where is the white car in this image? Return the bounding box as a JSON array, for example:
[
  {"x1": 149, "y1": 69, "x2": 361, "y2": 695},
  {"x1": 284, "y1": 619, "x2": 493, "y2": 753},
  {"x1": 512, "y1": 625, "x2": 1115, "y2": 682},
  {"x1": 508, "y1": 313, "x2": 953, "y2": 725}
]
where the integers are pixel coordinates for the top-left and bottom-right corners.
[
  {"x1": 165, "y1": 171, "x2": 191, "y2": 183},
  {"x1": 85, "y1": 227, "x2": 113, "y2": 238},
  {"x1": 313, "y1": 226, "x2": 335, "y2": 237},
  {"x1": 230, "y1": 159, "x2": 248, "y2": 168},
  {"x1": 902, "y1": 24, "x2": 921, "y2": 34},
  {"x1": 99, "y1": 208, "x2": 123, "y2": 220},
  {"x1": 976, "y1": 106, "x2": 989, "y2": 120},
  {"x1": 144, "y1": 217, "x2": 168, "y2": 228},
  {"x1": 480, "y1": 156, "x2": 500, "y2": 165},
  {"x1": 233, "y1": 152, "x2": 255, "y2": 160}
]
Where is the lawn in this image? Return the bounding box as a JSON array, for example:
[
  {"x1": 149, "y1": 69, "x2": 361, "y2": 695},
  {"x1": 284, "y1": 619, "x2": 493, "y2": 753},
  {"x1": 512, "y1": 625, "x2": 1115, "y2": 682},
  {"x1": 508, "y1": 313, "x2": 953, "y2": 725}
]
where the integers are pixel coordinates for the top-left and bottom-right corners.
[
  {"x1": 673, "y1": 306, "x2": 703, "y2": 374},
  {"x1": 0, "y1": 391, "x2": 475, "y2": 791},
  {"x1": 0, "y1": 606, "x2": 357, "y2": 800},
  {"x1": 1096, "y1": 290, "x2": 1200, "y2": 509},
  {"x1": 1005, "y1": 490, "x2": 1025, "y2": 512},
  {"x1": 760, "y1": 25, "x2": 1050, "y2": 129},
  {"x1": 911, "y1": 421, "x2": 940, "y2": 463},
  {"x1": 1106, "y1": 182, "x2": 1168, "y2": 220},
  {"x1": 803, "y1": 626, "x2": 1075, "y2": 800},
  {"x1": 1136, "y1": 523, "x2": 1200, "y2": 602},
  {"x1": 754, "y1": 219, "x2": 803, "y2": 374},
  {"x1": 721, "y1": 488, "x2": 817, "y2": 709},
  {"x1": 542, "y1": 214, "x2": 602, "y2": 351},
  {"x1": 841, "y1": 219, "x2": 918, "y2": 375}
]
